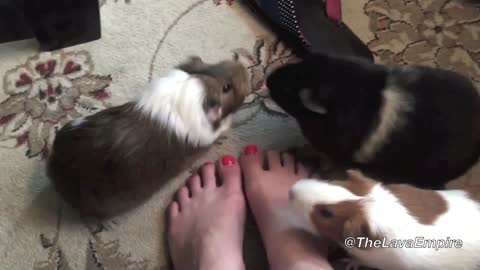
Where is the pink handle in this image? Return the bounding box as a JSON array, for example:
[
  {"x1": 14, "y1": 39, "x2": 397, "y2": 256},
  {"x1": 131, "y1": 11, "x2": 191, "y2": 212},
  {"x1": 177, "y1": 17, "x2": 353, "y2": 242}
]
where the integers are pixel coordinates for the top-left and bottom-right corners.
[{"x1": 326, "y1": 0, "x2": 342, "y2": 24}]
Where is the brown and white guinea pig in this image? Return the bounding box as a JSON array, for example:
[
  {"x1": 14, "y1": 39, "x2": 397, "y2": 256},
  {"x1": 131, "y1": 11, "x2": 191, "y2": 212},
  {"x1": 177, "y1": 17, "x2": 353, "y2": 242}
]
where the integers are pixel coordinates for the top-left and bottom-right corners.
[
  {"x1": 266, "y1": 53, "x2": 480, "y2": 189},
  {"x1": 47, "y1": 56, "x2": 250, "y2": 218},
  {"x1": 289, "y1": 170, "x2": 480, "y2": 270}
]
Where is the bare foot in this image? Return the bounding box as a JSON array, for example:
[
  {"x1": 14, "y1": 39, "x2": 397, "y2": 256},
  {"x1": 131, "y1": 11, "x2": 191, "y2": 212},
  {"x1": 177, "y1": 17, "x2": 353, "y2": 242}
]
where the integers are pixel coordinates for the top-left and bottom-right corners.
[
  {"x1": 168, "y1": 157, "x2": 246, "y2": 270},
  {"x1": 240, "y1": 145, "x2": 333, "y2": 270}
]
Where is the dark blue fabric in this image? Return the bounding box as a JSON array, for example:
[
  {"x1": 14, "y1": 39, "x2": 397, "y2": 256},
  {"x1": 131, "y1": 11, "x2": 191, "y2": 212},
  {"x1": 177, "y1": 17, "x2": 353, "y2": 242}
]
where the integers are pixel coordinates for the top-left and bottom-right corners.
[
  {"x1": 248, "y1": 0, "x2": 373, "y2": 60},
  {"x1": 252, "y1": 0, "x2": 280, "y2": 25}
]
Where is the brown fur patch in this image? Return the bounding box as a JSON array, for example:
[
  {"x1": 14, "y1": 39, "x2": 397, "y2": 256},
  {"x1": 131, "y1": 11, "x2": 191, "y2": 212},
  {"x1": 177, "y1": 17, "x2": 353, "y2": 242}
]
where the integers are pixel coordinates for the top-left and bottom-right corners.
[
  {"x1": 331, "y1": 170, "x2": 376, "y2": 196},
  {"x1": 385, "y1": 184, "x2": 448, "y2": 225},
  {"x1": 465, "y1": 186, "x2": 480, "y2": 203},
  {"x1": 310, "y1": 200, "x2": 381, "y2": 249}
]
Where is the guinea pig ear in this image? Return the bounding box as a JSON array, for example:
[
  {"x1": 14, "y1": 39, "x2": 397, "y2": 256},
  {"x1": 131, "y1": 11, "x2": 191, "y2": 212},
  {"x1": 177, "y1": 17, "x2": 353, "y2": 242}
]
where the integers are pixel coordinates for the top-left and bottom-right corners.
[
  {"x1": 299, "y1": 88, "x2": 328, "y2": 114},
  {"x1": 346, "y1": 170, "x2": 378, "y2": 186},
  {"x1": 177, "y1": 56, "x2": 204, "y2": 73},
  {"x1": 232, "y1": 51, "x2": 252, "y2": 70},
  {"x1": 188, "y1": 56, "x2": 204, "y2": 65}
]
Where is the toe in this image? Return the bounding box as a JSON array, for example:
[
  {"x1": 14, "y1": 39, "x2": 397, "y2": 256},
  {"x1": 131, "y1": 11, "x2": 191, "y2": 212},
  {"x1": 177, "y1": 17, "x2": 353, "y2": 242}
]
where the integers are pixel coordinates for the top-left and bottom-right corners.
[
  {"x1": 296, "y1": 162, "x2": 309, "y2": 177},
  {"x1": 201, "y1": 161, "x2": 216, "y2": 188},
  {"x1": 267, "y1": 150, "x2": 282, "y2": 170},
  {"x1": 167, "y1": 201, "x2": 181, "y2": 238},
  {"x1": 240, "y1": 144, "x2": 264, "y2": 180},
  {"x1": 169, "y1": 201, "x2": 180, "y2": 220},
  {"x1": 188, "y1": 173, "x2": 202, "y2": 195},
  {"x1": 176, "y1": 187, "x2": 190, "y2": 209},
  {"x1": 218, "y1": 155, "x2": 242, "y2": 191},
  {"x1": 281, "y1": 152, "x2": 295, "y2": 172}
]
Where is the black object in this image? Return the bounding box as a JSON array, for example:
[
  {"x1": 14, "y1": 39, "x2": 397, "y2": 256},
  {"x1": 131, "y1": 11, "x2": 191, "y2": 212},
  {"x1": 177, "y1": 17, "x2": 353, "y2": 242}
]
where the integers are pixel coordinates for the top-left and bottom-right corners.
[
  {"x1": 0, "y1": 1, "x2": 33, "y2": 43},
  {"x1": 244, "y1": 0, "x2": 373, "y2": 61},
  {"x1": 0, "y1": 0, "x2": 101, "y2": 51}
]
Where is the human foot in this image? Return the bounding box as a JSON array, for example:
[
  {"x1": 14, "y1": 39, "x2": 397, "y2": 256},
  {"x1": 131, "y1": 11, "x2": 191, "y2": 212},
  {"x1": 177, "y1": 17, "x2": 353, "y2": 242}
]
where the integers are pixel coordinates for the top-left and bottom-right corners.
[
  {"x1": 240, "y1": 145, "x2": 333, "y2": 270},
  {"x1": 168, "y1": 157, "x2": 246, "y2": 270}
]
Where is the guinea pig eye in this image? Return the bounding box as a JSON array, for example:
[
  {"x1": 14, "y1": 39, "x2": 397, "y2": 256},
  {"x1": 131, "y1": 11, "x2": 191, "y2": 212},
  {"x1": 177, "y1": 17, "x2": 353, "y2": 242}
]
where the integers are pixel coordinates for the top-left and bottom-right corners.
[
  {"x1": 320, "y1": 208, "x2": 334, "y2": 218},
  {"x1": 223, "y1": 83, "x2": 232, "y2": 93}
]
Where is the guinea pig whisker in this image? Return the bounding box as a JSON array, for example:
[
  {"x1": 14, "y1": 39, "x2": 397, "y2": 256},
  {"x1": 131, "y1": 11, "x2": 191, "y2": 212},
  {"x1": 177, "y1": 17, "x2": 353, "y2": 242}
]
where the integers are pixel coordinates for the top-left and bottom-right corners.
[{"x1": 185, "y1": 134, "x2": 189, "y2": 145}]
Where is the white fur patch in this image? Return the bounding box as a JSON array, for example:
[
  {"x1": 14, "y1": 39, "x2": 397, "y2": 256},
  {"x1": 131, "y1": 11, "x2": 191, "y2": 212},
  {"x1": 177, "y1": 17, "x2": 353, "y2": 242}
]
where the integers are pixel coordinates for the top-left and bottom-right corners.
[
  {"x1": 135, "y1": 69, "x2": 230, "y2": 146},
  {"x1": 272, "y1": 206, "x2": 317, "y2": 235},
  {"x1": 353, "y1": 86, "x2": 413, "y2": 163},
  {"x1": 68, "y1": 117, "x2": 87, "y2": 128},
  {"x1": 299, "y1": 89, "x2": 327, "y2": 114},
  {"x1": 292, "y1": 179, "x2": 362, "y2": 205}
]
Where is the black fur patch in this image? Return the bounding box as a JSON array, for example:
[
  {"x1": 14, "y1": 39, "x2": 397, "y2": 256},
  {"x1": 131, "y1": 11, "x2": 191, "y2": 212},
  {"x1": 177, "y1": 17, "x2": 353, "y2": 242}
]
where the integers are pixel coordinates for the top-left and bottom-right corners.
[{"x1": 267, "y1": 53, "x2": 480, "y2": 188}]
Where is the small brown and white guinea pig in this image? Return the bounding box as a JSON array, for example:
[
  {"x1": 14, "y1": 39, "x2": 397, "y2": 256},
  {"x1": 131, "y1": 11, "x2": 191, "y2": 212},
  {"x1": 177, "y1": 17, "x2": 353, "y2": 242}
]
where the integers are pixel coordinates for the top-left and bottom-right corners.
[
  {"x1": 289, "y1": 170, "x2": 480, "y2": 270},
  {"x1": 266, "y1": 52, "x2": 480, "y2": 189},
  {"x1": 47, "y1": 56, "x2": 250, "y2": 218}
]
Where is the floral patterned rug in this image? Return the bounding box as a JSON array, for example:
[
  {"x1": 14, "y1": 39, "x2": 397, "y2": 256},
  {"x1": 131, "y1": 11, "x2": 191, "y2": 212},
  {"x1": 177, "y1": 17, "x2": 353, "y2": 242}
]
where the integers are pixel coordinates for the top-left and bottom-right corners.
[{"x1": 0, "y1": 0, "x2": 479, "y2": 269}]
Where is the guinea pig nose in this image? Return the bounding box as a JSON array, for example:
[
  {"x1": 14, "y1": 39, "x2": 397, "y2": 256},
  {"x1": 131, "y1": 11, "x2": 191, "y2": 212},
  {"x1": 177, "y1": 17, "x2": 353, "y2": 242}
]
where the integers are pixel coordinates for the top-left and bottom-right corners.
[{"x1": 207, "y1": 105, "x2": 222, "y2": 122}]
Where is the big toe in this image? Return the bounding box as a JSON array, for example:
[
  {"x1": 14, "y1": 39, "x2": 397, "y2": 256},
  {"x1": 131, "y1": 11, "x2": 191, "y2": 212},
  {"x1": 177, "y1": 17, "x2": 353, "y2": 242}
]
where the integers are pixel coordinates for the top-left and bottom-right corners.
[
  {"x1": 218, "y1": 155, "x2": 242, "y2": 192},
  {"x1": 240, "y1": 144, "x2": 264, "y2": 181}
]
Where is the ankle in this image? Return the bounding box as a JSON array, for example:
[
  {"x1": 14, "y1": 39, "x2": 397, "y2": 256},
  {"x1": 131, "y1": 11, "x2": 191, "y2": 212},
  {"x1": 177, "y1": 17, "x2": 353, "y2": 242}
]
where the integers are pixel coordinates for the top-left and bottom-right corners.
[
  {"x1": 269, "y1": 252, "x2": 333, "y2": 270},
  {"x1": 263, "y1": 229, "x2": 331, "y2": 270},
  {"x1": 272, "y1": 261, "x2": 333, "y2": 270},
  {"x1": 199, "y1": 254, "x2": 245, "y2": 270}
]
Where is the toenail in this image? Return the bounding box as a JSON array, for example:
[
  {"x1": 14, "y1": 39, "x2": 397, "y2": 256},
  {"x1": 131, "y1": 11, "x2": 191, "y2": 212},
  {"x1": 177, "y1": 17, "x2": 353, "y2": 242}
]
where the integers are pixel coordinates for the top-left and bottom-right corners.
[
  {"x1": 244, "y1": 144, "x2": 258, "y2": 155},
  {"x1": 204, "y1": 161, "x2": 214, "y2": 166},
  {"x1": 222, "y1": 155, "x2": 236, "y2": 166}
]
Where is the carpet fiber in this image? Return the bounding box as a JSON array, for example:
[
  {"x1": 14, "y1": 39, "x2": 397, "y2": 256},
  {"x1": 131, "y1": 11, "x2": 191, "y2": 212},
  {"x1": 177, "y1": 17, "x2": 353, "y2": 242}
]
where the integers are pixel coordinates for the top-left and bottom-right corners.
[{"x1": 0, "y1": 0, "x2": 479, "y2": 269}]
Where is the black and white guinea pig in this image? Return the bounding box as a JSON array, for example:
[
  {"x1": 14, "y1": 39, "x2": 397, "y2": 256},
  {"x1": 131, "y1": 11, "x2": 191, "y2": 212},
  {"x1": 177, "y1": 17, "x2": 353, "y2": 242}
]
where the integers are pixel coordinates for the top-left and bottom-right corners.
[
  {"x1": 266, "y1": 53, "x2": 480, "y2": 189},
  {"x1": 47, "y1": 56, "x2": 250, "y2": 218}
]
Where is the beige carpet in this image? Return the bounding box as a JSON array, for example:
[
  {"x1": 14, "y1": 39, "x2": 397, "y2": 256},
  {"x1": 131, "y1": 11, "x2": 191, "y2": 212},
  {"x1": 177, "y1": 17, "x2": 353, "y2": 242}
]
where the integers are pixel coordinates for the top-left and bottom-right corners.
[{"x1": 0, "y1": 0, "x2": 479, "y2": 269}]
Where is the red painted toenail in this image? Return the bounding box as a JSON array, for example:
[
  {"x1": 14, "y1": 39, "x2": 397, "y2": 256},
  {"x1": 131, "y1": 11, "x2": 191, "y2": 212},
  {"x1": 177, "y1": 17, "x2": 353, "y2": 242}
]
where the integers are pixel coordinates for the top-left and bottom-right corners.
[
  {"x1": 244, "y1": 144, "x2": 258, "y2": 155},
  {"x1": 222, "y1": 155, "x2": 236, "y2": 166},
  {"x1": 204, "y1": 161, "x2": 213, "y2": 166}
]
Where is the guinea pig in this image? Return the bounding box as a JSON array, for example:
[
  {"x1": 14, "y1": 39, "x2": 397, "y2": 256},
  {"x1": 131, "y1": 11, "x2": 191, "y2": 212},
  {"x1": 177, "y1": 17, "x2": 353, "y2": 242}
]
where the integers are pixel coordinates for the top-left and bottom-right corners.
[
  {"x1": 266, "y1": 52, "x2": 480, "y2": 189},
  {"x1": 47, "y1": 56, "x2": 250, "y2": 218},
  {"x1": 289, "y1": 170, "x2": 480, "y2": 270}
]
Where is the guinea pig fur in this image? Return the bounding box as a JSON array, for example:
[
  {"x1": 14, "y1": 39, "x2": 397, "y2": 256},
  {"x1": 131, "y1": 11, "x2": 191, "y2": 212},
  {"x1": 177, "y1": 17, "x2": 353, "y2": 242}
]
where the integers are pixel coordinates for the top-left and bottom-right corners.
[
  {"x1": 266, "y1": 53, "x2": 480, "y2": 189},
  {"x1": 47, "y1": 56, "x2": 250, "y2": 218},
  {"x1": 289, "y1": 170, "x2": 480, "y2": 270}
]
